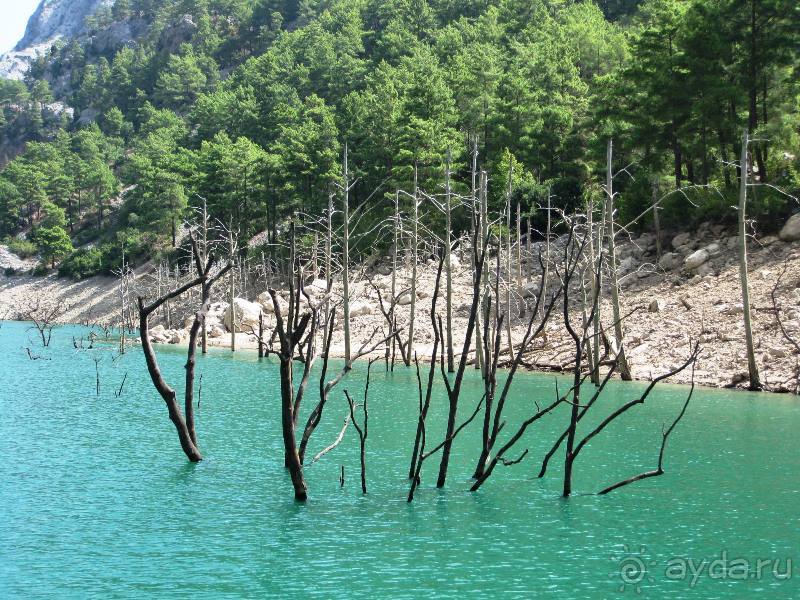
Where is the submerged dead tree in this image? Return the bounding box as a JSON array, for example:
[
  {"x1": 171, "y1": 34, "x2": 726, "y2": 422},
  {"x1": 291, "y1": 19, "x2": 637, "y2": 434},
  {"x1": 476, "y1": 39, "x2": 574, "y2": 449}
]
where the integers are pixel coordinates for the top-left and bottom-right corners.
[
  {"x1": 22, "y1": 298, "x2": 67, "y2": 347},
  {"x1": 598, "y1": 365, "x2": 697, "y2": 495},
  {"x1": 436, "y1": 228, "x2": 489, "y2": 488},
  {"x1": 298, "y1": 309, "x2": 391, "y2": 465},
  {"x1": 408, "y1": 253, "x2": 485, "y2": 501},
  {"x1": 137, "y1": 235, "x2": 231, "y2": 462},
  {"x1": 471, "y1": 246, "x2": 562, "y2": 482},
  {"x1": 344, "y1": 357, "x2": 377, "y2": 494}
]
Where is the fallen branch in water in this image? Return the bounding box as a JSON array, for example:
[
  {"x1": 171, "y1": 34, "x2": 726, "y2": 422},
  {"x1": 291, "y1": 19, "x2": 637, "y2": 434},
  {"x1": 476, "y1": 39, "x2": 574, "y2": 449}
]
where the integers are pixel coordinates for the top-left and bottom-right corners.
[
  {"x1": 310, "y1": 412, "x2": 352, "y2": 464},
  {"x1": 598, "y1": 364, "x2": 697, "y2": 495}
]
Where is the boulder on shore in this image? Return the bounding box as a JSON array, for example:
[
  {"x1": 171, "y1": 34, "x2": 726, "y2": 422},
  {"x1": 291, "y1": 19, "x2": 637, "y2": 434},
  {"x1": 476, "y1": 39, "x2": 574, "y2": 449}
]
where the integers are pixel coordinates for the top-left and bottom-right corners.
[
  {"x1": 684, "y1": 248, "x2": 710, "y2": 270},
  {"x1": 224, "y1": 298, "x2": 262, "y2": 332},
  {"x1": 397, "y1": 292, "x2": 413, "y2": 306},
  {"x1": 779, "y1": 214, "x2": 800, "y2": 242},
  {"x1": 257, "y1": 291, "x2": 286, "y2": 315}
]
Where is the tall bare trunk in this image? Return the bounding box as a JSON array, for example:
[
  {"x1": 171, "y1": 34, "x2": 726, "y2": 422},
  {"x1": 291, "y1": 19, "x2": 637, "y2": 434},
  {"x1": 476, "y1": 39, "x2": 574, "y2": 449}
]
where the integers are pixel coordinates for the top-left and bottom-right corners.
[
  {"x1": 445, "y1": 152, "x2": 454, "y2": 373},
  {"x1": 738, "y1": 129, "x2": 761, "y2": 390},
  {"x1": 471, "y1": 138, "x2": 483, "y2": 372},
  {"x1": 480, "y1": 171, "x2": 490, "y2": 378},
  {"x1": 541, "y1": 188, "x2": 551, "y2": 320},
  {"x1": 342, "y1": 144, "x2": 352, "y2": 363},
  {"x1": 605, "y1": 139, "x2": 631, "y2": 380},
  {"x1": 516, "y1": 200, "x2": 522, "y2": 317},
  {"x1": 407, "y1": 163, "x2": 419, "y2": 364},
  {"x1": 505, "y1": 163, "x2": 514, "y2": 362}
]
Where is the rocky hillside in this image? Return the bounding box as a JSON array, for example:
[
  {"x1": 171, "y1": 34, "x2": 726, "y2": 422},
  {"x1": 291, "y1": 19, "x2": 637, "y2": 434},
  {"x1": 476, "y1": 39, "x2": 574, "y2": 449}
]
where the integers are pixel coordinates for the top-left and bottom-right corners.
[{"x1": 0, "y1": 0, "x2": 111, "y2": 79}]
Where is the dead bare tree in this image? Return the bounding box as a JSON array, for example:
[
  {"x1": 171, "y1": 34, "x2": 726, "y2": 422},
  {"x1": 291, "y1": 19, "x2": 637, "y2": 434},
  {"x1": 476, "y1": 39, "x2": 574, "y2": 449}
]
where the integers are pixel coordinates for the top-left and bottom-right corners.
[
  {"x1": 22, "y1": 298, "x2": 67, "y2": 347},
  {"x1": 93, "y1": 356, "x2": 101, "y2": 396},
  {"x1": 344, "y1": 357, "x2": 377, "y2": 494},
  {"x1": 406, "y1": 256, "x2": 485, "y2": 502},
  {"x1": 737, "y1": 129, "x2": 761, "y2": 390},
  {"x1": 444, "y1": 151, "x2": 455, "y2": 372},
  {"x1": 604, "y1": 139, "x2": 632, "y2": 381},
  {"x1": 471, "y1": 249, "x2": 562, "y2": 481},
  {"x1": 368, "y1": 275, "x2": 409, "y2": 368},
  {"x1": 267, "y1": 226, "x2": 314, "y2": 499},
  {"x1": 435, "y1": 228, "x2": 489, "y2": 488},
  {"x1": 137, "y1": 234, "x2": 231, "y2": 462},
  {"x1": 297, "y1": 309, "x2": 391, "y2": 465},
  {"x1": 561, "y1": 340, "x2": 699, "y2": 497},
  {"x1": 598, "y1": 365, "x2": 697, "y2": 495}
]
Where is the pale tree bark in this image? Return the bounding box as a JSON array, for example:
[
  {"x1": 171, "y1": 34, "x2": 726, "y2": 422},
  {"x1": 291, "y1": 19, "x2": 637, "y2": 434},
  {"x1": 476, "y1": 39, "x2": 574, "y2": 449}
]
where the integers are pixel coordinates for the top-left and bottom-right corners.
[
  {"x1": 527, "y1": 216, "x2": 533, "y2": 283},
  {"x1": 391, "y1": 190, "x2": 399, "y2": 365},
  {"x1": 479, "y1": 171, "x2": 490, "y2": 378},
  {"x1": 407, "y1": 163, "x2": 419, "y2": 365},
  {"x1": 588, "y1": 193, "x2": 603, "y2": 385},
  {"x1": 516, "y1": 200, "x2": 523, "y2": 317},
  {"x1": 342, "y1": 144, "x2": 352, "y2": 363},
  {"x1": 471, "y1": 138, "x2": 483, "y2": 373},
  {"x1": 738, "y1": 129, "x2": 762, "y2": 390},
  {"x1": 605, "y1": 139, "x2": 632, "y2": 381},
  {"x1": 652, "y1": 178, "x2": 662, "y2": 260},
  {"x1": 228, "y1": 222, "x2": 237, "y2": 352},
  {"x1": 541, "y1": 188, "x2": 552, "y2": 321},
  {"x1": 445, "y1": 151, "x2": 455, "y2": 373},
  {"x1": 325, "y1": 191, "x2": 334, "y2": 332},
  {"x1": 505, "y1": 162, "x2": 514, "y2": 362}
]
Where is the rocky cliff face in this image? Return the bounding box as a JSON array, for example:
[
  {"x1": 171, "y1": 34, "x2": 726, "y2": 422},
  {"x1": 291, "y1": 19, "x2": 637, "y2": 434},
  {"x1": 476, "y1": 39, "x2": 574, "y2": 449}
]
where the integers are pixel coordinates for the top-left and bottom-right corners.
[{"x1": 0, "y1": 0, "x2": 112, "y2": 80}]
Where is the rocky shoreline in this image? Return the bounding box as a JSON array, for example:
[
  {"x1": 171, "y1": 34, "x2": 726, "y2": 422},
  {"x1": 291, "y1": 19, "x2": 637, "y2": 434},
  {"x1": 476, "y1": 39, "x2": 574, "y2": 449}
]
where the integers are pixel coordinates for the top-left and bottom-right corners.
[{"x1": 2, "y1": 219, "x2": 799, "y2": 393}]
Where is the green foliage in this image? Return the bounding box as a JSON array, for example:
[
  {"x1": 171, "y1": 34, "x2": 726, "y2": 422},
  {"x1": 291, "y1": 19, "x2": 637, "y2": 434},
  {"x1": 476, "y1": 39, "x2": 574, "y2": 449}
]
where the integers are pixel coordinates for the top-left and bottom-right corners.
[
  {"x1": 0, "y1": 0, "x2": 797, "y2": 269},
  {"x1": 59, "y1": 247, "x2": 102, "y2": 279},
  {"x1": 32, "y1": 222, "x2": 74, "y2": 267},
  {"x1": 3, "y1": 237, "x2": 37, "y2": 258}
]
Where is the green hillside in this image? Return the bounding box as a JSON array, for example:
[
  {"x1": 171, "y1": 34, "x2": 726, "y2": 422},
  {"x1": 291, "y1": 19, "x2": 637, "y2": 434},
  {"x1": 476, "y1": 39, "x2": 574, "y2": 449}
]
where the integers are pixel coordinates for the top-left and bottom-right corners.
[{"x1": 0, "y1": 0, "x2": 797, "y2": 277}]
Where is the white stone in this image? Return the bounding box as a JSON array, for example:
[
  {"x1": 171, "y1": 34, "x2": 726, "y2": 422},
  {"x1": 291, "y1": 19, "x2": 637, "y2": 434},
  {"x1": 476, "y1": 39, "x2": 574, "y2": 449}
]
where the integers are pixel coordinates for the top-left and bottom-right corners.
[
  {"x1": 306, "y1": 279, "x2": 328, "y2": 296},
  {"x1": 696, "y1": 263, "x2": 715, "y2": 278},
  {"x1": 761, "y1": 235, "x2": 779, "y2": 246},
  {"x1": 768, "y1": 347, "x2": 787, "y2": 358},
  {"x1": 397, "y1": 292, "x2": 413, "y2": 306},
  {"x1": 779, "y1": 214, "x2": 800, "y2": 242},
  {"x1": 684, "y1": 248, "x2": 710, "y2": 270},
  {"x1": 723, "y1": 303, "x2": 745, "y2": 316},
  {"x1": 257, "y1": 291, "x2": 286, "y2": 315},
  {"x1": 224, "y1": 298, "x2": 263, "y2": 332}
]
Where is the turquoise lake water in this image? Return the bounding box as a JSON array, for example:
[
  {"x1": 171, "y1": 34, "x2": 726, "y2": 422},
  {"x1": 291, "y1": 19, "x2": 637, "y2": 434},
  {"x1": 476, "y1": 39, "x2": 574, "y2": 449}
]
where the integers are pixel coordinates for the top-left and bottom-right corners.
[{"x1": 0, "y1": 320, "x2": 798, "y2": 598}]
